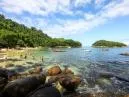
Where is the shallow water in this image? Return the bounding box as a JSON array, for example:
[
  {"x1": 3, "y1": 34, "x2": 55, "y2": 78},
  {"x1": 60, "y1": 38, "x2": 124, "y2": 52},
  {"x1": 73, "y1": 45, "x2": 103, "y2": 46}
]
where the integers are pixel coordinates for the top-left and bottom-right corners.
[{"x1": 31, "y1": 47, "x2": 129, "y2": 96}]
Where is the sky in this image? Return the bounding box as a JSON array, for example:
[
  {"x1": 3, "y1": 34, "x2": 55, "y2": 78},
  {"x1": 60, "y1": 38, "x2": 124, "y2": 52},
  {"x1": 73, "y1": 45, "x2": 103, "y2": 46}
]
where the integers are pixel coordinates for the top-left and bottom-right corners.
[{"x1": 0, "y1": 0, "x2": 129, "y2": 46}]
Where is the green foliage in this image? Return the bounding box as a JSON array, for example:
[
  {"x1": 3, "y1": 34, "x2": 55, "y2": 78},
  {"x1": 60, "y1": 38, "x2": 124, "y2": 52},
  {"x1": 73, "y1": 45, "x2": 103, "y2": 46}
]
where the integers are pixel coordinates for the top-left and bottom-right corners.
[
  {"x1": 92, "y1": 40, "x2": 127, "y2": 47},
  {"x1": 0, "y1": 14, "x2": 81, "y2": 48}
]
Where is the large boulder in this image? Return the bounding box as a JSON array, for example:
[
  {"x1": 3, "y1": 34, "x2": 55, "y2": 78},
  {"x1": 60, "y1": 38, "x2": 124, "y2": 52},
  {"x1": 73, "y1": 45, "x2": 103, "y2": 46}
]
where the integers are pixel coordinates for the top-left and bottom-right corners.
[
  {"x1": 0, "y1": 68, "x2": 8, "y2": 91},
  {"x1": 27, "y1": 85, "x2": 61, "y2": 97},
  {"x1": 0, "y1": 68, "x2": 8, "y2": 79},
  {"x1": 59, "y1": 75, "x2": 81, "y2": 91},
  {"x1": 3, "y1": 75, "x2": 46, "y2": 97},
  {"x1": 47, "y1": 66, "x2": 62, "y2": 76},
  {"x1": 0, "y1": 77, "x2": 7, "y2": 91}
]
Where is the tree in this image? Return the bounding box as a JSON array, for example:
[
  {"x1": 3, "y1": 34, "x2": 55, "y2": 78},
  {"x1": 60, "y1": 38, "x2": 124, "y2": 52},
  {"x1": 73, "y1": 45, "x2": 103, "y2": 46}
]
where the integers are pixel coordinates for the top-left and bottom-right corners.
[{"x1": 0, "y1": 14, "x2": 82, "y2": 48}]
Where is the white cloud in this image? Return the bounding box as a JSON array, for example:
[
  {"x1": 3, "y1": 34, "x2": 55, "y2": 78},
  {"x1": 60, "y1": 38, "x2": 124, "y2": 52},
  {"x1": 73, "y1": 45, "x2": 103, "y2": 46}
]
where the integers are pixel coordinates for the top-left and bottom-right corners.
[
  {"x1": 74, "y1": 0, "x2": 91, "y2": 7},
  {"x1": 101, "y1": 0, "x2": 129, "y2": 18},
  {"x1": 0, "y1": 0, "x2": 129, "y2": 38},
  {"x1": 84, "y1": 13, "x2": 96, "y2": 20},
  {"x1": 0, "y1": 0, "x2": 72, "y2": 15},
  {"x1": 95, "y1": 0, "x2": 105, "y2": 5},
  {"x1": 44, "y1": 0, "x2": 129, "y2": 37}
]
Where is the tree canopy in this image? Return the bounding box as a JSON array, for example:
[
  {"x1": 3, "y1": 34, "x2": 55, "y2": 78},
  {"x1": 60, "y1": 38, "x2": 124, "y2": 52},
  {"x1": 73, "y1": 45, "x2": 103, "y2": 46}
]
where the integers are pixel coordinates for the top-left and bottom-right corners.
[
  {"x1": 0, "y1": 14, "x2": 82, "y2": 48},
  {"x1": 92, "y1": 40, "x2": 127, "y2": 47}
]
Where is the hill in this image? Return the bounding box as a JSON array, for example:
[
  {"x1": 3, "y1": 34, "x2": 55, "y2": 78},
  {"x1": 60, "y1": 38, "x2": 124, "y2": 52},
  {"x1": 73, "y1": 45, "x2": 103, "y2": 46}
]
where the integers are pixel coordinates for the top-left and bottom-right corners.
[
  {"x1": 92, "y1": 40, "x2": 127, "y2": 47},
  {"x1": 0, "y1": 14, "x2": 81, "y2": 48}
]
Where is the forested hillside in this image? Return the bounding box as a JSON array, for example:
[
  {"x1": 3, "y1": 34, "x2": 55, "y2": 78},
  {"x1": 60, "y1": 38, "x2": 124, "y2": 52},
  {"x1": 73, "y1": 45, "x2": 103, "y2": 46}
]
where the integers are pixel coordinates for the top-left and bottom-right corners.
[
  {"x1": 92, "y1": 40, "x2": 126, "y2": 47},
  {"x1": 0, "y1": 14, "x2": 81, "y2": 48}
]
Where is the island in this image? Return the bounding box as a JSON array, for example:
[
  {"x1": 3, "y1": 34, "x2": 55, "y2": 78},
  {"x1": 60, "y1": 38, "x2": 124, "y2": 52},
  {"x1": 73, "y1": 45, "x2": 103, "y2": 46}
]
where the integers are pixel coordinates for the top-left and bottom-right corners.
[
  {"x1": 92, "y1": 40, "x2": 127, "y2": 47},
  {"x1": 0, "y1": 14, "x2": 81, "y2": 48}
]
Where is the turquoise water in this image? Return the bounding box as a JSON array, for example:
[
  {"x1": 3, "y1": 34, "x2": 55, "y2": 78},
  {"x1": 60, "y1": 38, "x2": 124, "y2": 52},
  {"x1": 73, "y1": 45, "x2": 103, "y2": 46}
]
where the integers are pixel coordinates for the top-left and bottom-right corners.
[{"x1": 33, "y1": 47, "x2": 129, "y2": 96}]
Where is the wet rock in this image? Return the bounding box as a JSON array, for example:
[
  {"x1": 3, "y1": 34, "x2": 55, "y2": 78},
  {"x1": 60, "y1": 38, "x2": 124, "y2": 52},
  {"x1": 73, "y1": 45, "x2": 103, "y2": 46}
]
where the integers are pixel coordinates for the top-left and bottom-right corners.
[
  {"x1": 35, "y1": 66, "x2": 42, "y2": 73},
  {"x1": 63, "y1": 68, "x2": 74, "y2": 74},
  {"x1": 59, "y1": 75, "x2": 81, "y2": 91},
  {"x1": 28, "y1": 66, "x2": 42, "y2": 74},
  {"x1": 3, "y1": 75, "x2": 46, "y2": 97},
  {"x1": 27, "y1": 85, "x2": 61, "y2": 97},
  {"x1": 47, "y1": 66, "x2": 62, "y2": 76},
  {"x1": 47, "y1": 76, "x2": 59, "y2": 83}
]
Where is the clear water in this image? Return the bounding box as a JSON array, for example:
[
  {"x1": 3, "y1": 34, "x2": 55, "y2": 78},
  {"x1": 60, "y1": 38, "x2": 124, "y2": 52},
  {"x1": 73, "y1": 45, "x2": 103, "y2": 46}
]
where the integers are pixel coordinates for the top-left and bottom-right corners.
[{"x1": 32, "y1": 47, "x2": 129, "y2": 96}]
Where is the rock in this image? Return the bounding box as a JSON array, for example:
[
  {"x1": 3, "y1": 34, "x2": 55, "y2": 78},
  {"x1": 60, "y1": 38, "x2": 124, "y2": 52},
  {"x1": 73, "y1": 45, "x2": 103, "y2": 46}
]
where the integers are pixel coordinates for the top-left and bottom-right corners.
[
  {"x1": 0, "y1": 93, "x2": 4, "y2": 97},
  {"x1": 82, "y1": 92, "x2": 109, "y2": 97},
  {"x1": 59, "y1": 75, "x2": 81, "y2": 91},
  {"x1": 15, "y1": 65, "x2": 26, "y2": 72},
  {"x1": 125, "y1": 94, "x2": 129, "y2": 97},
  {"x1": 27, "y1": 85, "x2": 61, "y2": 97},
  {"x1": 47, "y1": 76, "x2": 59, "y2": 83},
  {"x1": 7, "y1": 70, "x2": 18, "y2": 80},
  {"x1": 0, "y1": 77, "x2": 7, "y2": 91},
  {"x1": 5, "y1": 63, "x2": 14, "y2": 68},
  {"x1": 0, "y1": 68, "x2": 8, "y2": 79},
  {"x1": 0, "y1": 68, "x2": 8, "y2": 91},
  {"x1": 63, "y1": 68, "x2": 74, "y2": 74},
  {"x1": 120, "y1": 52, "x2": 129, "y2": 56},
  {"x1": 3, "y1": 75, "x2": 46, "y2": 97},
  {"x1": 35, "y1": 66, "x2": 42, "y2": 73},
  {"x1": 35, "y1": 63, "x2": 42, "y2": 66},
  {"x1": 26, "y1": 62, "x2": 34, "y2": 64},
  {"x1": 98, "y1": 72, "x2": 114, "y2": 79},
  {"x1": 47, "y1": 66, "x2": 62, "y2": 76},
  {"x1": 28, "y1": 66, "x2": 42, "y2": 74}
]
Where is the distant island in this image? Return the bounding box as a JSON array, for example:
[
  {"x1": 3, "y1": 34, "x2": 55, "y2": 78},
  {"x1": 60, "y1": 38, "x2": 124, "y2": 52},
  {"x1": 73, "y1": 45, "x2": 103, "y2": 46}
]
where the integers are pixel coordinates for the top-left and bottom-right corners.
[
  {"x1": 92, "y1": 40, "x2": 127, "y2": 47},
  {"x1": 0, "y1": 14, "x2": 81, "y2": 48}
]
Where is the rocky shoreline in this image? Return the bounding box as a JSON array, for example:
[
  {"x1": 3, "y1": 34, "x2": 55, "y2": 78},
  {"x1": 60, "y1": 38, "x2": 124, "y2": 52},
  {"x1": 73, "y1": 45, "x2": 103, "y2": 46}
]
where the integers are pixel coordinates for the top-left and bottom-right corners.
[
  {"x1": 1, "y1": 65, "x2": 129, "y2": 97},
  {"x1": 0, "y1": 65, "x2": 84, "y2": 97}
]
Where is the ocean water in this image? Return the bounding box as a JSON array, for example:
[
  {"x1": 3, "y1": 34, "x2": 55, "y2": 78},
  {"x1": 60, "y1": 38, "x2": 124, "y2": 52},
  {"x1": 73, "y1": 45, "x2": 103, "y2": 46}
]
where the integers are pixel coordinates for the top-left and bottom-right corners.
[{"x1": 32, "y1": 47, "x2": 129, "y2": 96}]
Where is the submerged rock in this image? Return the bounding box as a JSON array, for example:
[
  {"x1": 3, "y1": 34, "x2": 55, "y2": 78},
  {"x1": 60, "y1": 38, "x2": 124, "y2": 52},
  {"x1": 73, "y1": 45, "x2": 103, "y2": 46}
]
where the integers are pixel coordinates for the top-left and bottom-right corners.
[
  {"x1": 47, "y1": 66, "x2": 62, "y2": 76},
  {"x1": 3, "y1": 75, "x2": 46, "y2": 97},
  {"x1": 120, "y1": 52, "x2": 129, "y2": 56},
  {"x1": 15, "y1": 65, "x2": 26, "y2": 72}
]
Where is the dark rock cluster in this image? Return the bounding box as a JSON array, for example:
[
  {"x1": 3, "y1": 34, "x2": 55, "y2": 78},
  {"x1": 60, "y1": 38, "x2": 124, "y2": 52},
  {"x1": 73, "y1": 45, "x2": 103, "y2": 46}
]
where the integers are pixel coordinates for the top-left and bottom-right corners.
[{"x1": 0, "y1": 66, "x2": 82, "y2": 97}]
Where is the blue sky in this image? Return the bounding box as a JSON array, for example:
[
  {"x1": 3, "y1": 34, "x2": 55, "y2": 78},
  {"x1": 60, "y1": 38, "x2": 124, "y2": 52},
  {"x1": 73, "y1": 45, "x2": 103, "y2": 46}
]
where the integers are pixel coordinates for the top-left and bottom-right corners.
[{"x1": 0, "y1": 0, "x2": 129, "y2": 46}]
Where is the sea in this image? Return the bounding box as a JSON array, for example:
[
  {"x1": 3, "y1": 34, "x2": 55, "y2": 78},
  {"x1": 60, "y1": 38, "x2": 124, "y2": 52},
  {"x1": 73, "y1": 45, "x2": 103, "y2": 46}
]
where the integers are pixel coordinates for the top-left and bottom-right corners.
[{"x1": 32, "y1": 47, "x2": 129, "y2": 96}]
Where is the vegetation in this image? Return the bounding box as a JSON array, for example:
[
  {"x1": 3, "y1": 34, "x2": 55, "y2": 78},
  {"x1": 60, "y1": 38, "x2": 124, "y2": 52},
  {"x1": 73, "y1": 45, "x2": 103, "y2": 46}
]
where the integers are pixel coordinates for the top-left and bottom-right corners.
[
  {"x1": 92, "y1": 40, "x2": 127, "y2": 47},
  {"x1": 0, "y1": 14, "x2": 81, "y2": 48}
]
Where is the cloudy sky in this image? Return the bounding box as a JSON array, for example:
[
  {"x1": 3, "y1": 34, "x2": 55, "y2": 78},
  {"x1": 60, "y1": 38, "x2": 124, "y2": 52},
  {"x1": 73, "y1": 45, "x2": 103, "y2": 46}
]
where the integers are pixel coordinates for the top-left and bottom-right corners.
[{"x1": 0, "y1": 0, "x2": 129, "y2": 46}]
